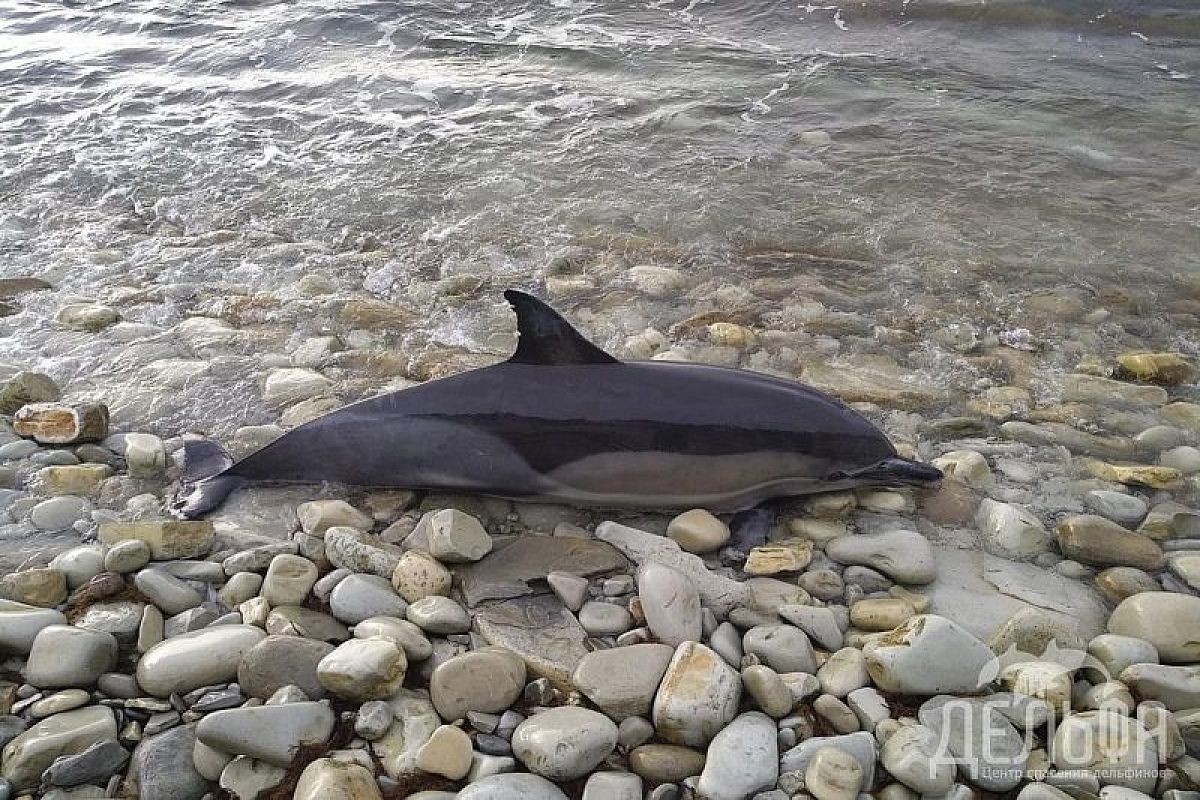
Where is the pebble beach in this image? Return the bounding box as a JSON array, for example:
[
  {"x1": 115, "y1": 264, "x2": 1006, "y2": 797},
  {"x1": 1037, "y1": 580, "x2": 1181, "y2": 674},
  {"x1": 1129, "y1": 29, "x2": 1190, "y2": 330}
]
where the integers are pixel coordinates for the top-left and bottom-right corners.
[
  {"x1": 4, "y1": 0, "x2": 1200, "y2": 798},
  {"x1": 3, "y1": 280, "x2": 1200, "y2": 800}
]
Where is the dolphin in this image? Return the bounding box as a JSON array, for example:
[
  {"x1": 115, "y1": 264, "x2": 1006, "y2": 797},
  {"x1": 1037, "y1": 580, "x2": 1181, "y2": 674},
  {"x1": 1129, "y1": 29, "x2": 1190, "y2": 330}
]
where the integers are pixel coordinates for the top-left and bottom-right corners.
[{"x1": 172, "y1": 289, "x2": 941, "y2": 520}]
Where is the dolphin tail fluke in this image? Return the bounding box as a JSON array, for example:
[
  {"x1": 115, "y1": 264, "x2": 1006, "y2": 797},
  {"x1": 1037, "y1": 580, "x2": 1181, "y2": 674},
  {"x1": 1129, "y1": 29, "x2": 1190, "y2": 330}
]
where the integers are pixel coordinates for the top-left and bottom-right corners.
[
  {"x1": 171, "y1": 436, "x2": 241, "y2": 519},
  {"x1": 182, "y1": 436, "x2": 234, "y2": 483}
]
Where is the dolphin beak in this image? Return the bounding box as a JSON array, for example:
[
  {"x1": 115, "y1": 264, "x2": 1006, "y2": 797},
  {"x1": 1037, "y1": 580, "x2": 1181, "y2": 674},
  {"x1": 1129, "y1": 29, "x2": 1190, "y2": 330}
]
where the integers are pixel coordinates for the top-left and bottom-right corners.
[
  {"x1": 878, "y1": 457, "x2": 944, "y2": 487},
  {"x1": 830, "y1": 457, "x2": 943, "y2": 488}
]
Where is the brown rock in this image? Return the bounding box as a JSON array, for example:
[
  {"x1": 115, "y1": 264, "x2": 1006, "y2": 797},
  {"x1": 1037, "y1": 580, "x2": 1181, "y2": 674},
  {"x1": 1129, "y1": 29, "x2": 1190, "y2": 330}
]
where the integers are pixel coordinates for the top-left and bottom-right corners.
[
  {"x1": 337, "y1": 298, "x2": 417, "y2": 328},
  {"x1": 629, "y1": 744, "x2": 706, "y2": 785},
  {"x1": 0, "y1": 569, "x2": 67, "y2": 608},
  {"x1": 917, "y1": 479, "x2": 979, "y2": 526},
  {"x1": 36, "y1": 464, "x2": 113, "y2": 496},
  {"x1": 1083, "y1": 461, "x2": 1181, "y2": 490},
  {"x1": 12, "y1": 403, "x2": 108, "y2": 444},
  {"x1": 1056, "y1": 515, "x2": 1164, "y2": 570}
]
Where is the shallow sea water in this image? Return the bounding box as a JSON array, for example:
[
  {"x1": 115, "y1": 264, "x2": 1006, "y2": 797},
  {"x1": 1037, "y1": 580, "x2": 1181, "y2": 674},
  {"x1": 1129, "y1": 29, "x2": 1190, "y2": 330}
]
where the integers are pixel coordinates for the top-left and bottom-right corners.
[{"x1": 0, "y1": 0, "x2": 1198, "y2": 473}]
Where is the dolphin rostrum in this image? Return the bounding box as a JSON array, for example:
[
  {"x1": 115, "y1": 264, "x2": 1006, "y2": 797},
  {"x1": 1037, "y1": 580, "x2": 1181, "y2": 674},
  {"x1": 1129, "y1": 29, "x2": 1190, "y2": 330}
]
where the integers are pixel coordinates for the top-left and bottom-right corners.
[{"x1": 173, "y1": 290, "x2": 941, "y2": 519}]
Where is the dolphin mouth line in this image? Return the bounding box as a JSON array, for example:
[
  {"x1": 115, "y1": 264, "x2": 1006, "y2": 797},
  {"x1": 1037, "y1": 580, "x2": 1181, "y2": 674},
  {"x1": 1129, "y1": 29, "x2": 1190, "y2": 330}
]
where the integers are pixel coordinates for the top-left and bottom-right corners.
[{"x1": 828, "y1": 457, "x2": 944, "y2": 488}]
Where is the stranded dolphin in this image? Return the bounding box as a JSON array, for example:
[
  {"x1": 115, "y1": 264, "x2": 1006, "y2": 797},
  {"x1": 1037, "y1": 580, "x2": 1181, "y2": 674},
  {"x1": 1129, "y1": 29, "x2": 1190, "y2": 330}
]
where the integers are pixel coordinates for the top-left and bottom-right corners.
[{"x1": 172, "y1": 289, "x2": 941, "y2": 520}]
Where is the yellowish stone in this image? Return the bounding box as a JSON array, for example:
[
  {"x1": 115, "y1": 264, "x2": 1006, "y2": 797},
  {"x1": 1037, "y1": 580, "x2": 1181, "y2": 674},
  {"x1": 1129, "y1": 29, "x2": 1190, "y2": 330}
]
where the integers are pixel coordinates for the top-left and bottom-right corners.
[
  {"x1": 887, "y1": 586, "x2": 931, "y2": 614},
  {"x1": 966, "y1": 398, "x2": 1014, "y2": 420},
  {"x1": 0, "y1": 569, "x2": 67, "y2": 608},
  {"x1": 97, "y1": 520, "x2": 215, "y2": 560},
  {"x1": 1083, "y1": 460, "x2": 1181, "y2": 490},
  {"x1": 1161, "y1": 402, "x2": 1200, "y2": 432},
  {"x1": 850, "y1": 598, "x2": 916, "y2": 632},
  {"x1": 707, "y1": 322, "x2": 757, "y2": 349},
  {"x1": 36, "y1": 464, "x2": 113, "y2": 496},
  {"x1": 743, "y1": 539, "x2": 813, "y2": 576},
  {"x1": 1116, "y1": 352, "x2": 1194, "y2": 386},
  {"x1": 786, "y1": 517, "x2": 848, "y2": 545}
]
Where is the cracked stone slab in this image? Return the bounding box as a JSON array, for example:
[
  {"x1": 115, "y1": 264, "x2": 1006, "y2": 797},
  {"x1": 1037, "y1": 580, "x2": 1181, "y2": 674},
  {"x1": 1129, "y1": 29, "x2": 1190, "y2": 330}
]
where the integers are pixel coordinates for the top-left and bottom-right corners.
[
  {"x1": 454, "y1": 536, "x2": 630, "y2": 608},
  {"x1": 924, "y1": 548, "x2": 1107, "y2": 644},
  {"x1": 472, "y1": 594, "x2": 589, "y2": 689}
]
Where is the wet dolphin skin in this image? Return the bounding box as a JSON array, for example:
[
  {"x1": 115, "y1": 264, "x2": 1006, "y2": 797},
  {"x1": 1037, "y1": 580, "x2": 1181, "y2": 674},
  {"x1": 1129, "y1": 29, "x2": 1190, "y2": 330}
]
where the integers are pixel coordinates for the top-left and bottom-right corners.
[{"x1": 174, "y1": 290, "x2": 941, "y2": 518}]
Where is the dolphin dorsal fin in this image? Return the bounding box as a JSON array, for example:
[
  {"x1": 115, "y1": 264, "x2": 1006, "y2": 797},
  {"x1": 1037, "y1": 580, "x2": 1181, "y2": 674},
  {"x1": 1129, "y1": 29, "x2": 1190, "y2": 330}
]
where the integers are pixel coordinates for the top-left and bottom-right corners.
[{"x1": 504, "y1": 289, "x2": 620, "y2": 366}]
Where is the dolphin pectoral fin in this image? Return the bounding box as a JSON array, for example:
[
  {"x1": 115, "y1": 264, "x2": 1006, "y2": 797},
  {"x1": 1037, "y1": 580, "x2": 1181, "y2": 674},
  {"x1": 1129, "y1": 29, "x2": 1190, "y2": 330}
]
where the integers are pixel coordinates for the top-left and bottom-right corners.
[
  {"x1": 504, "y1": 289, "x2": 620, "y2": 366},
  {"x1": 728, "y1": 499, "x2": 782, "y2": 552}
]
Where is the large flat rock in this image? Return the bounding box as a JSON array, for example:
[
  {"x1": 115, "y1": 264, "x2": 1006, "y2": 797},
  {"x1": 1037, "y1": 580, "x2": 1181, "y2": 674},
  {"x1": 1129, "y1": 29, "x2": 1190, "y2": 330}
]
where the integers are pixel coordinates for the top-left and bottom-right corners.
[
  {"x1": 473, "y1": 594, "x2": 589, "y2": 689},
  {"x1": 923, "y1": 548, "x2": 1108, "y2": 644},
  {"x1": 455, "y1": 536, "x2": 629, "y2": 608}
]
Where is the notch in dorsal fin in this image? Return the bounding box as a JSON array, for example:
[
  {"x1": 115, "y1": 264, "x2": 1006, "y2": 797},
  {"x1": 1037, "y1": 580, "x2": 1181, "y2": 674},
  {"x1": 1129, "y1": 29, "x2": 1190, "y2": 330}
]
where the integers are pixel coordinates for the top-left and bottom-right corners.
[{"x1": 504, "y1": 289, "x2": 620, "y2": 366}]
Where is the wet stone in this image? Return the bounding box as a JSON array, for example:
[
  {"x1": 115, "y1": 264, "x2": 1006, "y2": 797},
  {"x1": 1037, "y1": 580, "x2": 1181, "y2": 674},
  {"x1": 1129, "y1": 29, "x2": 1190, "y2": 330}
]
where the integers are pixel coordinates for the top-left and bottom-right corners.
[
  {"x1": 430, "y1": 648, "x2": 526, "y2": 721},
  {"x1": 824, "y1": 530, "x2": 936, "y2": 584},
  {"x1": 126, "y1": 721, "x2": 207, "y2": 800},
  {"x1": 653, "y1": 642, "x2": 742, "y2": 748},
  {"x1": 163, "y1": 606, "x2": 218, "y2": 638},
  {"x1": 0, "y1": 372, "x2": 60, "y2": 416},
  {"x1": 24, "y1": 626, "x2": 118, "y2": 689},
  {"x1": 578, "y1": 601, "x2": 633, "y2": 636},
  {"x1": 1108, "y1": 592, "x2": 1200, "y2": 664},
  {"x1": 407, "y1": 595, "x2": 471, "y2": 634},
  {"x1": 1056, "y1": 515, "x2": 1164, "y2": 570},
  {"x1": 238, "y1": 634, "x2": 333, "y2": 700},
  {"x1": 638, "y1": 563, "x2": 702, "y2": 647},
  {"x1": 743, "y1": 625, "x2": 815, "y2": 674},
  {"x1": 1085, "y1": 491, "x2": 1149, "y2": 527},
  {"x1": 667, "y1": 509, "x2": 730, "y2": 554},
  {"x1": 43, "y1": 740, "x2": 129, "y2": 788},
  {"x1": 133, "y1": 569, "x2": 202, "y2": 616},
  {"x1": 354, "y1": 616, "x2": 433, "y2": 662},
  {"x1": 316, "y1": 637, "x2": 407, "y2": 701},
  {"x1": 195, "y1": 702, "x2": 335, "y2": 767},
  {"x1": 103, "y1": 540, "x2": 151, "y2": 574},
  {"x1": 28, "y1": 497, "x2": 90, "y2": 532},
  {"x1": 76, "y1": 601, "x2": 145, "y2": 645}
]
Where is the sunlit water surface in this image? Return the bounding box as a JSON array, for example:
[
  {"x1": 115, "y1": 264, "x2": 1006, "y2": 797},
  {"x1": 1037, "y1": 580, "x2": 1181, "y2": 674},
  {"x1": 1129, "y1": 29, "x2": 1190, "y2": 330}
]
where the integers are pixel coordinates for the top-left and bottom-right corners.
[{"x1": 1, "y1": 0, "x2": 1198, "y2": 471}]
